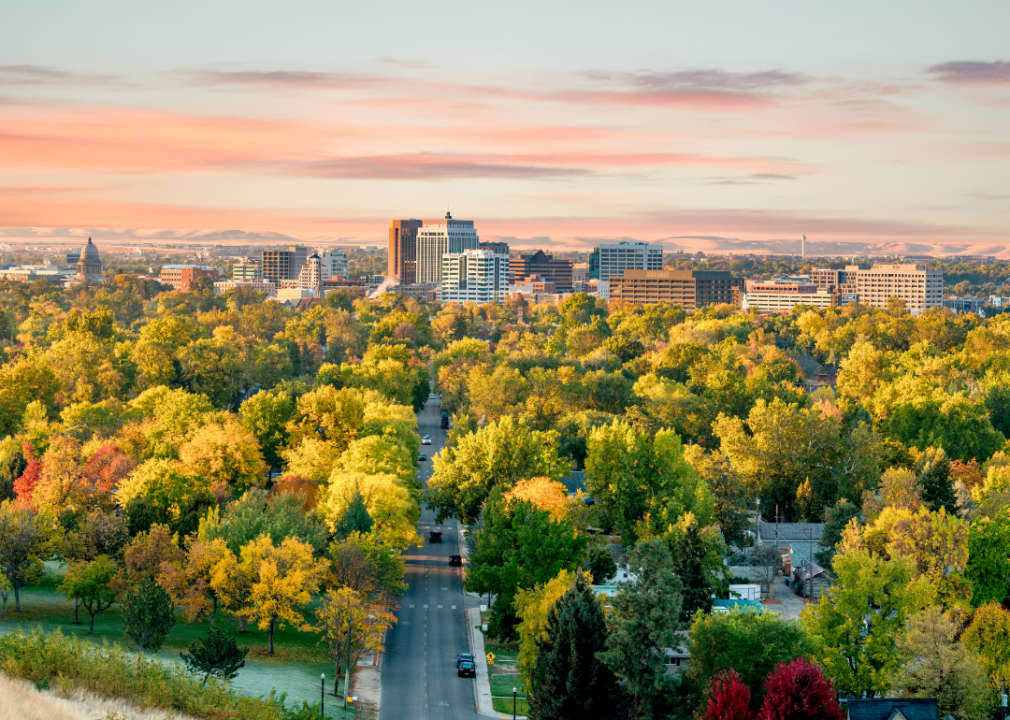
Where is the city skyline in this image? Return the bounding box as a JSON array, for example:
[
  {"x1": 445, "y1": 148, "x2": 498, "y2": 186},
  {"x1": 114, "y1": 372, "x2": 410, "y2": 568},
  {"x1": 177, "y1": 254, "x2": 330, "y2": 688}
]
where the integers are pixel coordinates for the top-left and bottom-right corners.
[{"x1": 2, "y1": 1, "x2": 1010, "y2": 255}]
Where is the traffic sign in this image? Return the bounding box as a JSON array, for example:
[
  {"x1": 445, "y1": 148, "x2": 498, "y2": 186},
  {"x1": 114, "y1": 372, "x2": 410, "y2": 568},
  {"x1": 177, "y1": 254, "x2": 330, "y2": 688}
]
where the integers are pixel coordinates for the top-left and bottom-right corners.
[{"x1": 486, "y1": 652, "x2": 495, "y2": 665}]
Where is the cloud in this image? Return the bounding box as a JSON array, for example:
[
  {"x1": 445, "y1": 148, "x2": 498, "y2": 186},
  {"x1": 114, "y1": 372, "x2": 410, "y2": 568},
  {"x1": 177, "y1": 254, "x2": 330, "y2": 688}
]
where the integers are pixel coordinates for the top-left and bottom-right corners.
[
  {"x1": 186, "y1": 69, "x2": 386, "y2": 89},
  {"x1": 301, "y1": 154, "x2": 590, "y2": 180},
  {"x1": 0, "y1": 65, "x2": 120, "y2": 85},
  {"x1": 377, "y1": 57, "x2": 431, "y2": 69},
  {"x1": 585, "y1": 68, "x2": 811, "y2": 92},
  {"x1": 927, "y1": 61, "x2": 1010, "y2": 85}
]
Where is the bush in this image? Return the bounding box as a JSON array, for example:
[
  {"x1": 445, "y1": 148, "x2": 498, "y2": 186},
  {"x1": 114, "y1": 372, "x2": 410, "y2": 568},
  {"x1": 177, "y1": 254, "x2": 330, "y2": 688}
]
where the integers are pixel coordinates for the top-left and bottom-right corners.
[{"x1": 0, "y1": 628, "x2": 319, "y2": 720}]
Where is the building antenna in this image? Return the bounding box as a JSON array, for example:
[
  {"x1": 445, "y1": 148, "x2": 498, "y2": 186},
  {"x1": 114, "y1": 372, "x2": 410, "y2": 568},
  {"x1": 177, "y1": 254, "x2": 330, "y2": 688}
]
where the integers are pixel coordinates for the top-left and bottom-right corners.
[{"x1": 802, "y1": 235, "x2": 806, "y2": 259}]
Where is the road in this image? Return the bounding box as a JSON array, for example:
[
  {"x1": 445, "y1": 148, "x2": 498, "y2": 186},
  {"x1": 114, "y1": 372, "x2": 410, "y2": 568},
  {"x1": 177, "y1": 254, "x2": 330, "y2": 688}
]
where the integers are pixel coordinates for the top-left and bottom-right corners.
[{"x1": 379, "y1": 397, "x2": 480, "y2": 720}]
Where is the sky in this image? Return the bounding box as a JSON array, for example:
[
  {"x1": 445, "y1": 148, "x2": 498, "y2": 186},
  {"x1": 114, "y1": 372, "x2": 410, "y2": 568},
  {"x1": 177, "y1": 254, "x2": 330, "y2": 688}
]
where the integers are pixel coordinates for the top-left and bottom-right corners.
[{"x1": 2, "y1": 1, "x2": 1009, "y2": 255}]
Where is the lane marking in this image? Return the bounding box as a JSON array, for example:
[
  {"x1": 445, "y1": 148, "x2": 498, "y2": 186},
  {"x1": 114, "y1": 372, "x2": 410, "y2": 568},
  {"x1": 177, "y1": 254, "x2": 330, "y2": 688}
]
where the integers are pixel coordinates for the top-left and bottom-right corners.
[
  {"x1": 424, "y1": 604, "x2": 428, "y2": 608},
  {"x1": 451, "y1": 605, "x2": 456, "y2": 609},
  {"x1": 438, "y1": 605, "x2": 442, "y2": 608}
]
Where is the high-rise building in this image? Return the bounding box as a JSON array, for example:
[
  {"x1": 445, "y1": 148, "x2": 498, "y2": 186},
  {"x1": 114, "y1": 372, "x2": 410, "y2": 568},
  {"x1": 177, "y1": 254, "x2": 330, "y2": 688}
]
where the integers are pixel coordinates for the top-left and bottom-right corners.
[
  {"x1": 509, "y1": 250, "x2": 574, "y2": 292},
  {"x1": 810, "y1": 265, "x2": 865, "y2": 300},
  {"x1": 76, "y1": 237, "x2": 103, "y2": 281},
  {"x1": 388, "y1": 220, "x2": 422, "y2": 284},
  {"x1": 854, "y1": 264, "x2": 943, "y2": 314},
  {"x1": 609, "y1": 269, "x2": 741, "y2": 307},
  {"x1": 441, "y1": 249, "x2": 509, "y2": 304},
  {"x1": 319, "y1": 252, "x2": 349, "y2": 280},
  {"x1": 416, "y1": 212, "x2": 479, "y2": 285},
  {"x1": 295, "y1": 253, "x2": 323, "y2": 298},
  {"x1": 479, "y1": 241, "x2": 510, "y2": 256},
  {"x1": 233, "y1": 258, "x2": 262, "y2": 280},
  {"x1": 261, "y1": 246, "x2": 308, "y2": 284},
  {"x1": 589, "y1": 242, "x2": 663, "y2": 297}
]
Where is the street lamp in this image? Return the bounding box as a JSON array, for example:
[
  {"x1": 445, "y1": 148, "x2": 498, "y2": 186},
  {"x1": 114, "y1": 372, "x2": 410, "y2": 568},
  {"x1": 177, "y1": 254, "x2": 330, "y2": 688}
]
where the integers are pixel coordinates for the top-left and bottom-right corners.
[
  {"x1": 320, "y1": 674, "x2": 325, "y2": 716},
  {"x1": 513, "y1": 686, "x2": 518, "y2": 720}
]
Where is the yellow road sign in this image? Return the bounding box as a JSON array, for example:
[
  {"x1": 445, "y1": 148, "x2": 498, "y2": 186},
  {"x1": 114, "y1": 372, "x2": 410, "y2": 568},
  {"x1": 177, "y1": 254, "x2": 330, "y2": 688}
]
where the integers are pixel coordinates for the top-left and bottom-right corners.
[{"x1": 486, "y1": 652, "x2": 495, "y2": 665}]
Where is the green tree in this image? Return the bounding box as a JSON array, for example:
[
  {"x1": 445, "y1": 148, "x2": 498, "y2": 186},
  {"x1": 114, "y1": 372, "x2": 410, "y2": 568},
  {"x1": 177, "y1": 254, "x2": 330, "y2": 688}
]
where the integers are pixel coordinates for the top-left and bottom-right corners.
[
  {"x1": 333, "y1": 491, "x2": 373, "y2": 539},
  {"x1": 964, "y1": 508, "x2": 1010, "y2": 607},
  {"x1": 239, "y1": 390, "x2": 295, "y2": 474},
  {"x1": 663, "y1": 512, "x2": 729, "y2": 620},
  {"x1": 426, "y1": 415, "x2": 566, "y2": 524},
  {"x1": 122, "y1": 578, "x2": 176, "y2": 653},
  {"x1": 914, "y1": 446, "x2": 957, "y2": 515},
  {"x1": 464, "y1": 490, "x2": 587, "y2": 638},
  {"x1": 0, "y1": 354, "x2": 59, "y2": 438},
  {"x1": 527, "y1": 574, "x2": 623, "y2": 720},
  {"x1": 198, "y1": 489, "x2": 328, "y2": 556},
  {"x1": 181, "y1": 628, "x2": 249, "y2": 686},
  {"x1": 59, "y1": 556, "x2": 119, "y2": 633},
  {"x1": 801, "y1": 549, "x2": 933, "y2": 697},
  {"x1": 689, "y1": 609, "x2": 815, "y2": 704},
  {"x1": 0, "y1": 501, "x2": 59, "y2": 611},
  {"x1": 816, "y1": 500, "x2": 860, "y2": 568},
  {"x1": 600, "y1": 538, "x2": 685, "y2": 718}
]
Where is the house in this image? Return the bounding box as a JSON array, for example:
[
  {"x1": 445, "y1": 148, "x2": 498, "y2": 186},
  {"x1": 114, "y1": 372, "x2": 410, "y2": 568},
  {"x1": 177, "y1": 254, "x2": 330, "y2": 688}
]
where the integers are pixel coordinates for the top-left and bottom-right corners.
[
  {"x1": 846, "y1": 698, "x2": 939, "y2": 720},
  {"x1": 757, "y1": 520, "x2": 825, "y2": 567},
  {"x1": 788, "y1": 354, "x2": 837, "y2": 391}
]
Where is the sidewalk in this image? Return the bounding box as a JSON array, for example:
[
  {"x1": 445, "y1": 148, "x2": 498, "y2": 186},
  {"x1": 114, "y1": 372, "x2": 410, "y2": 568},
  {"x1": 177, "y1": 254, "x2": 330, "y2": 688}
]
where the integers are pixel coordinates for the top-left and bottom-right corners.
[{"x1": 468, "y1": 607, "x2": 522, "y2": 719}]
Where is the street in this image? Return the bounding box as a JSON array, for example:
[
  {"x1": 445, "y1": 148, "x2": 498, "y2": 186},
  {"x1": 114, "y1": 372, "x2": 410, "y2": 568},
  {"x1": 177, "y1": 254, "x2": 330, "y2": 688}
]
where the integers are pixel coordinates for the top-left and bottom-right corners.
[{"x1": 379, "y1": 397, "x2": 480, "y2": 720}]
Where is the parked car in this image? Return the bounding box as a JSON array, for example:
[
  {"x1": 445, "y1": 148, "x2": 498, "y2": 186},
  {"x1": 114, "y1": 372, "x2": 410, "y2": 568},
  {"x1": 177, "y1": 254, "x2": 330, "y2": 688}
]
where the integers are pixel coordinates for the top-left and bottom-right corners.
[
  {"x1": 421, "y1": 435, "x2": 431, "y2": 445},
  {"x1": 440, "y1": 417, "x2": 449, "y2": 429},
  {"x1": 449, "y1": 554, "x2": 463, "y2": 566},
  {"x1": 429, "y1": 531, "x2": 443, "y2": 543},
  {"x1": 418, "y1": 453, "x2": 427, "y2": 461},
  {"x1": 458, "y1": 661, "x2": 476, "y2": 678},
  {"x1": 456, "y1": 653, "x2": 474, "y2": 668}
]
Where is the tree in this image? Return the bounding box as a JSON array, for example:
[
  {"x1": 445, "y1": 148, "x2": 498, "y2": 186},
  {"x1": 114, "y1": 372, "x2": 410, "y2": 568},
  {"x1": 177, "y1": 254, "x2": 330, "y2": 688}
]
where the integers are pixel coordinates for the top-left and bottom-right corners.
[
  {"x1": 116, "y1": 459, "x2": 209, "y2": 521},
  {"x1": 0, "y1": 354, "x2": 60, "y2": 439},
  {"x1": 333, "y1": 491, "x2": 373, "y2": 539},
  {"x1": 464, "y1": 490, "x2": 588, "y2": 638},
  {"x1": 59, "y1": 556, "x2": 118, "y2": 633},
  {"x1": 286, "y1": 385, "x2": 365, "y2": 452},
  {"x1": 181, "y1": 628, "x2": 248, "y2": 686},
  {"x1": 689, "y1": 609, "x2": 815, "y2": 704},
  {"x1": 425, "y1": 415, "x2": 566, "y2": 524},
  {"x1": 962, "y1": 602, "x2": 1010, "y2": 683},
  {"x1": 122, "y1": 578, "x2": 176, "y2": 653},
  {"x1": 199, "y1": 490, "x2": 328, "y2": 556},
  {"x1": 0, "y1": 571, "x2": 11, "y2": 620},
  {"x1": 178, "y1": 419, "x2": 266, "y2": 492},
  {"x1": 891, "y1": 608, "x2": 990, "y2": 720},
  {"x1": 600, "y1": 538, "x2": 685, "y2": 718},
  {"x1": 13, "y1": 442, "x2": 42, "y2": 507},
  {"x1": 0, "y1": 500, "x2": 59, "y2": 611},
  {"x1": 239, "y1": 390, "x2": 295, "y2": 474},
  {"x1": 527, "y1": 574, "x2": 622, "y2": 720},
  {"x1": 685, "y1": 447, "x2": 751, "y2": 548},
  {"x1": 915, "y1": 446, "x2": 957, "y2": 515},
  {"x1": 236, "y1": 535, "x2": 326, "y2": 655},
  {"x1": 816, "y1": 500, "x2": 860, "y2": 568},
  {"x1": 757, "y1": 658, "x2": 844, "y2": 720},
  {"x1": 801, "y1": 549, "x2": 933, "y2": 697},
  {"x1": 515, "y1": 569, "x2": 587, "y2": 686},
  {"x1": 663, "y1": 512, "x2": 729, "y2": 620},
  {"x1": 704, "y1": 670, "x2": 755, "y2": 720},
  {"x1": 964, "y1": 508, "x2": 1010, "y2": 607},
  {"x1": 328, "y1": 531, "x2": 406, "y2": 603},
  {"x1": 314, "y1": 587, "x2": 396, "y2": 695},
  {"x1": 160, "y1": 537, "x2": 234, "y2": 628},
  {"x1": 121, "y1": 524, "x2": 185, "y2": 585},
  {"x1": 324, "y1": 471, "x2": 419, "y2": 550}
]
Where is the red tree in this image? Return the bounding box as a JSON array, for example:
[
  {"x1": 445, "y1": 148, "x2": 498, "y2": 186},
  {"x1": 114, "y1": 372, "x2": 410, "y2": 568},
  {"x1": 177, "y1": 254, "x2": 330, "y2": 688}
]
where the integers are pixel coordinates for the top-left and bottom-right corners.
[
  {"x1": 82, "y1": 445, "x2": 135, "y2": 495},
  {"x1": 705, "y1": 669, "x2": 755, "y2": 720},
  {"x1": 13, "y1": 442, "x2": 42, "y2": 506},
  {"x1": 758, "y1": 658, "x2": 844, "y2": 720}
]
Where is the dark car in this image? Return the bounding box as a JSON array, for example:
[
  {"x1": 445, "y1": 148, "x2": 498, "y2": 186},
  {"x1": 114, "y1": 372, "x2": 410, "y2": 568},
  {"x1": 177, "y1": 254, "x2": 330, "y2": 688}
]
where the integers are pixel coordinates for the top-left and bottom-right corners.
[
  {"x1": 440, "y1": 417, "x2": 449, "y2": 429},
  {"x1": 458, "y1": 661, "x2": 476, "y2": 678},
  {"x1": 449, "y1": 554, "x2": 463, "y2": 566},
  {"x1": 429, "y1": 531, "x2": 443, "y2": 543},
  {"x1": 418, "y1": 453, "x2": 427, "y2": 461},
  {"x1": 456, "y1": 653, "x2": 474, "y2": 668}
]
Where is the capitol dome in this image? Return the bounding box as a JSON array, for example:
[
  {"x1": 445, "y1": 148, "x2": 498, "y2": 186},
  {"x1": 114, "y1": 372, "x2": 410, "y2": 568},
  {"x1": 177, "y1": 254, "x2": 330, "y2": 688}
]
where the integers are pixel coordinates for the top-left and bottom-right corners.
[{"x1": 76, "y1": 237, "x2": 104, "y2": 281}]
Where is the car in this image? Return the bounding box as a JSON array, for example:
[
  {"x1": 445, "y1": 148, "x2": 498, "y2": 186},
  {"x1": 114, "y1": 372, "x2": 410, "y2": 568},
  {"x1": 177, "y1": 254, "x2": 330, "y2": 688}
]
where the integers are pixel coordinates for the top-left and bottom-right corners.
[
  {"x1": 456, "y1": 653, "x2": 474, "y2": 668},
  {"x1": 429, "y1": 531, "x2": 443, "y2": 543},
  {"x1": 440, "y1": 417, "x2": 449, "y2": 429},
  {"x1": 458, "y1": 661, "x2": 476, "y2": 678},
  {"x1": 421, "y1": 435, "x2": 431, "y2": 445},
  {"x1": 418, "y1": 453, "x2": 427, "y2": 461},
  {"x1": 449, "y1": 554, "x2": 462, "y2": 566}
]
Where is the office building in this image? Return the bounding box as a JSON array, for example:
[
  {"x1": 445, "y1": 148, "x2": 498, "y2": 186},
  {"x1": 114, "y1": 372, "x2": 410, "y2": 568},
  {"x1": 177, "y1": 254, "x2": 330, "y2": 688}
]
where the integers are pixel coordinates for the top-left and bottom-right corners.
[
  {"x1": 441, "y1": 249, "x2": 509, "y2": 304},
  {"x1": 261, "y1": 246, "x2": 308, "y2": 284},
  {"x1": 810, "y1": 265, "x2": 865, "y2": 301},
  {"x1": 76, "y1": 238, "x2": 104, "y2": 281},
  {"x1": 233, "y1": 258, "x2": 262, "y2": 281},
  {"x1": 214, "y1": 279, "x2": 277, "y2": 297},
  {"x1": 480, "y1": 241, "x2": 510, "y2": 255},
  {"x1": 159, "y1": 264, "x2": 220, "y2": 292},
  {"x1": 743, "y1": 279, "x2": 837, "y2": 313},
  {"x1": 572, "y1": 263, "x2": 590, "y2": 292},
  {"x1": 319, "y1": 252, "x2": 348, "y2": 280},
  {"x1": 609, "y1": 269, "x2": 742, "y2": 308},
  {"x1": 510, "y1": 250, "x2": 574, "y2": 292},
  {"x1": 388, "y1": 220, "x2": 423, "y2": 284},
  {"x1": 589, "y1": 241, "x2": 663, "y2": 282},
  {"x1": 854, "y1": 264, "x2": 943, "y2": 314},
  {"x1": 417, "y1": 212, "x2": 480, "y2": 284}
]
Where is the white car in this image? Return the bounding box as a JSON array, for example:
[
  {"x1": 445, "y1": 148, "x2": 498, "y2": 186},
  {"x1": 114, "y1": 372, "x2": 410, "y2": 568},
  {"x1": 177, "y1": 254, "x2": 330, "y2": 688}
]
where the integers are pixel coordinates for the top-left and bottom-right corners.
[{"x1": 421, "y1": 435, "x2": 431, "y2": 445}]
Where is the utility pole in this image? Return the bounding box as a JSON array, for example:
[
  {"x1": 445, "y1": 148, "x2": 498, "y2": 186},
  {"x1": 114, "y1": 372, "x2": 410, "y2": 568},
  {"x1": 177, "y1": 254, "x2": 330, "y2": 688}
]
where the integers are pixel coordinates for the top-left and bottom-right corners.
[
  {"x1": 808, "y1": 528, "x2": 814, "y2": 605},
  {"x1": 343, "y1": 615, "x2": 354, "y2": 711}
]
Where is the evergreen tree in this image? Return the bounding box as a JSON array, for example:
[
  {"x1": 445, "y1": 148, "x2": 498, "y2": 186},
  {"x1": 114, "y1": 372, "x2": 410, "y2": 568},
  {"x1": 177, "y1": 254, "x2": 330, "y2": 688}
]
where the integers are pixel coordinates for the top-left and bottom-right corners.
[
  {"x1": 181, "y1": 628, "x2": 249, "y2": 686},
  {"x1": 915, "y1": 446, "x2": 957, "y2": 514},
  {"x1": 528, "y1": 574, "x2": 623, "y2": 720},
  {"x1": 815, "y1": 499, "x2": 860, "y2": 568},
  {"x1": 334, "y1": 491, "x2": 373, "y2": 539},
  {"x1": 122, "y1": 578, "x2": 176, "y2": 653},
  {"x1": 600, "y1": 538, "x2": 685, "y2": 718}
]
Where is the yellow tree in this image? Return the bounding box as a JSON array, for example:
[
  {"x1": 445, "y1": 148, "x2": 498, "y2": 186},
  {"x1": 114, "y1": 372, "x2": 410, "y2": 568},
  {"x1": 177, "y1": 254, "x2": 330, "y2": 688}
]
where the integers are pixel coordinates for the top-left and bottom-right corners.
[
  {"x1": 210, "y1": 545, "x2": 257, "y2": 632},
  {"x1": 514, "y1": 569, "x2": 591, "y2": 685},
  {"x1": 962, "y1": 602, "x2": 1010, "y2": 684},
  {"x1": 237, "y1": 535, "x2": 326, "y2": 654},
  {"x1": 505, "y1": 477, "x2": 583, "y2": 524},
  {"x1": 32, "y1": 436, "x2": 90, "y2": 514},
  {"x1": 178, "y1": 419, "x2": 266, "y2": 492},
  {"x1": 324, "y1": 471, "x2": 420, "y2": 550},
  {"x1": 315, "y1": 587, "x2": 396, "y2": 695},
  {"x1": 161, "y1": 537, "x2": 234, "y2": 628}
]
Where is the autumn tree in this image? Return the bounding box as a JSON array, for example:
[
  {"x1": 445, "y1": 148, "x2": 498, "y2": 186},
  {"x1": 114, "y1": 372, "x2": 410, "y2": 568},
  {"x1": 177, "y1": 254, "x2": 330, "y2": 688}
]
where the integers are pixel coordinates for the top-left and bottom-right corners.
[
  {"x1": 704, "y1": 670, "x2": 755, "y2": 720},
  {"x1": 914, "y1": 446, "x2": 957, "y2": 515},
  {"x1": 0, "y1": 500, "x2": 59, "y2": 611},
  {"x1": 239, "y1": 389, "x2": 295, "y2": 474},
  {"x1": 962, "y1": 602, "x2": 1010, "y2": 684},
  {"x1": 315, "y1": 587, "x2": 396, "y2": 695},
  {"x1": 964, "y1": 508, "x2": 1010, "y2": 607},
  {"x1": 515, "y1": 569, "x2": 588, "y2": 686},
  {"x1": 757, "y1": 658, "x2": 844, "y2": 720},
  {"x1": 120, "y1": 523, "x2": 185, "y2": 586},
  {"x1": 160, "y1": 537, "x2": 234, "y2": 628},
  {"x1": 59, "y1": 556, "x2": 118, "y2": 633},
  {"x1": 200, "y1": 490, "x2": 328, "y2": 556},
  {"x1": 178, "y1": 419, "x2": 266, "y2": 492}
]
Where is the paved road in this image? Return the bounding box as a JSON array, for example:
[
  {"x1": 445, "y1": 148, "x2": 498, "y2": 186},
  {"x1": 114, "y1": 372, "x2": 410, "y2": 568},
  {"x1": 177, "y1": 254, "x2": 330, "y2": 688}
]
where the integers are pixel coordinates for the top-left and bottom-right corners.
[{"x1": 380, "y1": 398, "x2": 480, "y2": 720}]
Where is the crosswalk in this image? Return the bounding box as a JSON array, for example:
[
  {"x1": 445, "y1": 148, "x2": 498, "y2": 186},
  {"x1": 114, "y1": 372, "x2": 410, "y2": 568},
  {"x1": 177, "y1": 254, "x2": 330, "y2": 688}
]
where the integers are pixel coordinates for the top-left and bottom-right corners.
[{"x1": 409, "y1": 604, "x2": 458, "y2": 609}]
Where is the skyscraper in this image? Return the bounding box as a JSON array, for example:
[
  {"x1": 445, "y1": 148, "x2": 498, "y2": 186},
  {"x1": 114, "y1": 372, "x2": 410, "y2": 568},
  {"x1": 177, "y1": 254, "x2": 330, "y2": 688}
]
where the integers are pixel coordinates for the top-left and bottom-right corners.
[
  {"x1": 388, "y1": 219, "x2": 422, "y2": 285},
  {"x1": 261, "y1": 246, "x2": 308, "y2": 284},
  {"x1": 416, "y1": 212, "x2": 479, "y2": 284}
]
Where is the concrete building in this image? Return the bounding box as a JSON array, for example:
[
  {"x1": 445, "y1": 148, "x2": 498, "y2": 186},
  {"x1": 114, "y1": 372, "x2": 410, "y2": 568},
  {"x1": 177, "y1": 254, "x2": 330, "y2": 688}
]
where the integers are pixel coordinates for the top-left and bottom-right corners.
[
  {"x1": 260, "y1": 246, "x2": 308, "y2": 284},
  {"x1": 417, "y1": 212, "x2": 479, "y2": 285},
  {"x1": 388, "y1": 219, "x2": 423, "y2": 285},
  {"x1": 572, "y1": 263, "x2": 590, "y2": 292},
  {"x1": 855, "y1": 263, "x2": 943, "y2": 314},
  {"x1": 441, "y1": 249, "x2": 509, "y2": 304},
  {"x1": 609, "y1": 269, "x2": 742, "y2": 308},
  {"x1": 509, "y1": 250, "x2": 573, "y2": 292},
  {"x1": 743, "y1": 279, "x2": 837, "y2": 313},
  {"x1": 941, "y1": 297, "x2": 985, "y2": 315},
  {"x1": 295, "y1": 253, "x2": 323, "y2": 297},
  {"x1": 213, "y1": 279, "x2": 277, "y2": 297},
  {"x1": 319, "y1": 251, "x2": 348, "y2": 280},
  {"x1": 159, "y1": 264, "x2": 220, "y2": 291},
  {"x1": 810, "y1": 265, "x2": 865, "y2": 301},
  {"x1": 479, "y1": 241, "x2": 510, "y2": 255},
  {"x1": 233, "y1": 258, "x2": 262, "y2": 280},
  {"x1": 590, "y1": 241, "x2": 663, "y2": 282},
  {"x1": 76, "y1": 237, "x2": 104, "y2": 281}
]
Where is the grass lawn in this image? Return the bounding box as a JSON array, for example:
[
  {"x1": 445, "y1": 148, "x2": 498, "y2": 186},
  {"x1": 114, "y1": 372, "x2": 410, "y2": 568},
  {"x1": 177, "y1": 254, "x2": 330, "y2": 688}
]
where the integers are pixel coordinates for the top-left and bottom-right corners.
[
  {"x1": 0, "y1": 568, "x2": 358, "y2": 718},
  {"x1": 485, "y1": 645, "x2": 526, "y2": 699},
  {"x1": 492, "y1": 696, "x2": 529, "y2": 715}
]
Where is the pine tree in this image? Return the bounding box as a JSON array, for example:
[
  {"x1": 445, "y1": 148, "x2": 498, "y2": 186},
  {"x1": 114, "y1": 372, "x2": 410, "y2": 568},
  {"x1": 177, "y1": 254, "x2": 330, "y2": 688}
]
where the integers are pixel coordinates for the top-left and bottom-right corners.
[
  {"x1": 916, "y1": 446, "x2": 957, "y2": 514},
  {"x1": 334, "y1": 491, "x2": 373, "y2": 539},
  {"x1": 122, "y1": 578, "x2": 176, "y2": 654},
  {"x1": 600, "y1": 538, "x2": 684, "y2": 718},
  {"x1": 181, "y1": 628, "x2": 248, "y2": 686},
  {"x1": 757, "y1": 658, "x2": 844, "y2": 720},
  {"x1": 704, "y1": 670, "x2": 755, "y2": 720},
  {"x1": 528, "y1": 574, "x2": 623, "y2": 720}
]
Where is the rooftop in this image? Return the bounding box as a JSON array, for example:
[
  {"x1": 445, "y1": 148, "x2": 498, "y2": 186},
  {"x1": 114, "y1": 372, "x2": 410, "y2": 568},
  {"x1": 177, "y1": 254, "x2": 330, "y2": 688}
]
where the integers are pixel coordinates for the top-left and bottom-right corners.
[
  {"x1": 846, "y1": 699, "x2": 939, "y2": 720},
  {"x1": 758, "y1": 519, "x2": 824, "y2": 543}
]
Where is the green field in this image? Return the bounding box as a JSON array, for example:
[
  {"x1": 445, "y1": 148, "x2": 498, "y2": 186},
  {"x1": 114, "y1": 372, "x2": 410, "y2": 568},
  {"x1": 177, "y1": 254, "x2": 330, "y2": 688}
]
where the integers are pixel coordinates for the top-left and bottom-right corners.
[{"x1": 492, "y1": 696, "x2": 530, "y2": 715}]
